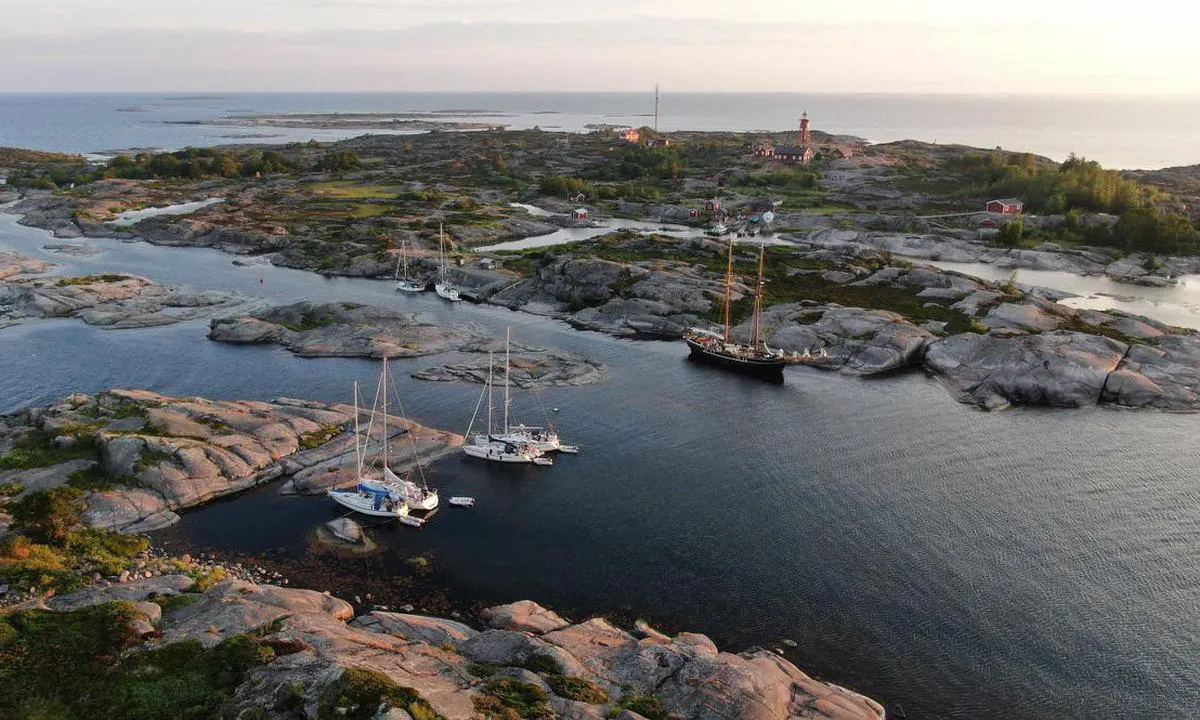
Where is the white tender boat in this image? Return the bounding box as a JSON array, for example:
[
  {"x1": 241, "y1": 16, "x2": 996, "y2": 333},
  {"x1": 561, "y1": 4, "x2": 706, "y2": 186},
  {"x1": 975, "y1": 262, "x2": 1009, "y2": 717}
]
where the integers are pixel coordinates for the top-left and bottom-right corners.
[
  {"x1": 327, "y1": 358, "x2": 438, "y2": 522},
  {"x1": 394, "y1": 239, "x2": 426, "y2": 293},
  {"x1": 461, "y1": 351, "x2": 553, "y2": 466},
  {"x1": 448, "y1": 496, "x2": 475, "y2": 507},
  {"x1": 435, "y1": 223, "x2": 462, "y2": 302}
]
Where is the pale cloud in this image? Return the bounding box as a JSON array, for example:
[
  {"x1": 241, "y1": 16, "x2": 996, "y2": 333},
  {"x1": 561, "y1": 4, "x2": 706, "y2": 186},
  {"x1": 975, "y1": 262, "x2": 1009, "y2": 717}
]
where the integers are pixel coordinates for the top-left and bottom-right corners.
[{"x1": 1, "y1": 3, "x2": 1197, "y2": 93}]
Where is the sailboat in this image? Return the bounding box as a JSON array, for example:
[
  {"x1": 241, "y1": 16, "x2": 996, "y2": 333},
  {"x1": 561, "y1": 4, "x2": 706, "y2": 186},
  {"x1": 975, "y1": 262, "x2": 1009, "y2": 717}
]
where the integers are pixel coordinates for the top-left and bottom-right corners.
[
  {"x1": 461, "y1": 352, "x2": 553, "y2": 465},
  {"x1": 394, "y1": 240, "x2": 426, "y2": 293},
  {"x1": 487, "y1": 328, "x2": 578, "y2": 454},
  {"x1": 434, "y1": 223, "x2": 462, "y2": 302},
  {"x1": 327, "y1": 358, "x2": 438, "y2": 524},
  {"x1": 682, "y1": 239, "x2": 786, "y2": 380}
]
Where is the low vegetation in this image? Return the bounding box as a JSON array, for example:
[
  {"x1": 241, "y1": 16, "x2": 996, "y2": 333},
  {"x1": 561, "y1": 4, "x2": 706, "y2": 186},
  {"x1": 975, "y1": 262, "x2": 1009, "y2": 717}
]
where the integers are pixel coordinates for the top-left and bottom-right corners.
[
  {"x1": 545, "y1": 674, "x2": 610, "y2": 703},
  {"x1": 473, "y1": 679, "x2": 550, "y2": 720},
  {"x1": 0, "y1": 602, "x2": 275, "y2": 719},
  {"x1": 318, "y1": 667, "x2": 442, "y2": 720}
]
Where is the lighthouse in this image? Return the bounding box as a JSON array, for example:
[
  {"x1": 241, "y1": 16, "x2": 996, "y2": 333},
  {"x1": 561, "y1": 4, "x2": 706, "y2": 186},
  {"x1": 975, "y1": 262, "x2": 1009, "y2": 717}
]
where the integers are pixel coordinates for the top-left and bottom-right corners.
[{"x1": 799, "y1": 111, "x2": 811, "y2": 146}]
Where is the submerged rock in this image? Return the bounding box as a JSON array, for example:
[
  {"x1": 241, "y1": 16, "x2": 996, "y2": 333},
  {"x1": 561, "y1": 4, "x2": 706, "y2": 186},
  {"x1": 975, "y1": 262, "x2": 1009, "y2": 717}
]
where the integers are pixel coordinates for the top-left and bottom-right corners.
[{"x1": 324, "y1": 517, "x2": 364, "y2": 544}]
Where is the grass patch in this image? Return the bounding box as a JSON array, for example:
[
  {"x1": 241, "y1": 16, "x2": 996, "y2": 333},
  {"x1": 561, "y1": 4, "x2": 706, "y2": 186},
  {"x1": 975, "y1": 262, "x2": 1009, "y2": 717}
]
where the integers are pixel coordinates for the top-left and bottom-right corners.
[
  {"x1": 0, "y1": 527, "x2": 149, "y2": 592},
  {"x1": 545, "y1": 675, "x2": 609, "y2": 704},
  {"x1": 309, "y1": 181, "x2": 398, "y2": 200},
  {"x1": 523, "y1": 653, "x2": 562, "y2": 675},
  {"x1": 0, "y1": 429, "x2": 101, "y2": 471},
  {"x1": 473, "y1": 679, "x2": 550, "y2": 720},
  {"x1": 67, "y1": 464, "x2": 125, "y2": 492},
  {"x1": 299, "y1": 423, "x2": 344, "y2": 450},
  {"x1": 318, "y1": 667, "x2": 443, "y2": 720},
  {"x1": 467, "y1": 661, "x2": 502, "y2": 678},
  {"x1": 619, "y1": 694, "x2": 667, "y2": 720},
  {"x1": 0, "y1": 481, "x2": 26, "y2": 498},
  {"x1": 55, "y1": 274, "x2": 131, "y2": 287},
  {"x1": 156, "y1": 593, "x2": 202, "y2": 615}
]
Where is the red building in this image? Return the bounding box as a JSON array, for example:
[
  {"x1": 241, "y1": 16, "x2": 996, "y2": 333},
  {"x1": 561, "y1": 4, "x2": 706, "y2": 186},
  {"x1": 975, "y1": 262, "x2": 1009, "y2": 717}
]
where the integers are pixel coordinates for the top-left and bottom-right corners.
[
  {"x1": 753, "y1": 144, "x2": 775, "y2": 158},
  {"x1": 775, "y1": 146, "x2": 814, "y2": 163},
  {"x1": 986, "y1": 198, "x2": 1024, "y2": 214},
  {"x1": 621, "y1": 128, "x2": 641, "y2": 143},
  {"x1": 571, "y1": 208, "x2": 589, "y2": 220}
]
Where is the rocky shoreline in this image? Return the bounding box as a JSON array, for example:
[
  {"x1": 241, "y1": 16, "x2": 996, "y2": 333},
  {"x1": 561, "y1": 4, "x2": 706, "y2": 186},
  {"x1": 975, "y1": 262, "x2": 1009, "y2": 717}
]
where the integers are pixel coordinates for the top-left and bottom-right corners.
[
  {"x1": 0, "y1": 389, "x2": 462, "y2": 534},
  {"x1": 0, "y1": 251, "x2": 244, "y2": 330},
  {"x1": 9, "y1": 572, "x2": 887, "y2": 720}
]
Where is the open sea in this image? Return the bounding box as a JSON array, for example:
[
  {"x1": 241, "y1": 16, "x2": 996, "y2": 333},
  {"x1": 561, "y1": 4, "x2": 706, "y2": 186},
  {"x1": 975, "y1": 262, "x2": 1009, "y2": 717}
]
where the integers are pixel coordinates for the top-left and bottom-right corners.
[
  {"x1": 1, "y1": 92, "x2": 1200, "y2": 169},
  {"x1": 1, "y1": 209, "x2": 1199, "y2": 719}
]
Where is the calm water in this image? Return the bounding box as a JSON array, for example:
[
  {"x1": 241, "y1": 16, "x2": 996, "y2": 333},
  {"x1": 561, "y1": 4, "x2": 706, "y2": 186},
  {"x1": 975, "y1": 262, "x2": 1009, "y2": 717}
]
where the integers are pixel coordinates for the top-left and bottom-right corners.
[
  {"x1": 2, "y1": 92, "x2": 1199, "y2": 169},
  {"x1": 2, "y1": 216, "x2": 1200, "y2": 719}
]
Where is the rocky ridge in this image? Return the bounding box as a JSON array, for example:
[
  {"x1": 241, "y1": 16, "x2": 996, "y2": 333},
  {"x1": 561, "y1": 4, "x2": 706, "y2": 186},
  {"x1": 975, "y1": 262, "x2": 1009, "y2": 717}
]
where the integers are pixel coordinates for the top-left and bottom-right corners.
[
  {"x1": 0, "y1": 252, "x2": 242, "y2": 330},
  {"x1": 37, "y1": 575, "x2": 887, "y2": 720},
  {"x1": 0, "y1": 389, "x2": 462, "y2": 533}
]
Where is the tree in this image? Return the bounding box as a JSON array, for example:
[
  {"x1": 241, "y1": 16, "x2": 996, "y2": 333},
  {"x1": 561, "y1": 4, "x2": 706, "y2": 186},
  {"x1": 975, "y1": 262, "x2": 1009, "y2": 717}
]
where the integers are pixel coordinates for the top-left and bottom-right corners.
[{"x1": 996, "y1": 217, "x2": 1024, "y2": 248}]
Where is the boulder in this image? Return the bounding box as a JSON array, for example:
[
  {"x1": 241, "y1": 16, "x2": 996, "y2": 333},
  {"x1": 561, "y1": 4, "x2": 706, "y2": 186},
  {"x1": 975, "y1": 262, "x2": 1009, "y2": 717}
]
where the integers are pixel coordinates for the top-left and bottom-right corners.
[
  {"x1": 351, "y1": 611, "x2": 478, "y2": 647},
  {"x1": 482, "y1": 600, "x2": 570, "y2": 635},
  {"x1": 47, "y1": 574, "x2": 196, "y2": 612},
  {"x1": 324, "y1": 517, "x2": 364, "y2": 544}
]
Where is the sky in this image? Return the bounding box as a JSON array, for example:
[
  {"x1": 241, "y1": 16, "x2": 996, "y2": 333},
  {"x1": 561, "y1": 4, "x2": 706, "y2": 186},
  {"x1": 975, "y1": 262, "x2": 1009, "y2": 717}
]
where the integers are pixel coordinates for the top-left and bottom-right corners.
[{"x1": 2, "y1": 0, "x2": 1198, "y2": 94}]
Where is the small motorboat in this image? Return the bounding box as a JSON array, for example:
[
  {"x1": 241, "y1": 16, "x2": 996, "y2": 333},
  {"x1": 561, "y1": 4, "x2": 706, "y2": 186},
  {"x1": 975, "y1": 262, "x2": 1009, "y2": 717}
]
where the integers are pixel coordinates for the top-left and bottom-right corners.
[{"x1": 448, "y1": 496, "x2": 476, "y2": 508}]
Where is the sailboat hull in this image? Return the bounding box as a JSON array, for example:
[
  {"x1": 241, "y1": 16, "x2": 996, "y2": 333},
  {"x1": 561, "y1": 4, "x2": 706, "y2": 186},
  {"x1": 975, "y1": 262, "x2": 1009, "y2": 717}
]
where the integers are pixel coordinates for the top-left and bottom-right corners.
[
  {"x1": 327, "y1": 489, "x2": 424, "y2": 525},
  {"x1": 435, "y1": 282, "x2": 461, "y2": 301},
  {"x1": 396, "y1": 280, "x2": 426, "y2": 293},
  {"x1": 685, "y1": 337, "x2": 786, "y2": 380}
]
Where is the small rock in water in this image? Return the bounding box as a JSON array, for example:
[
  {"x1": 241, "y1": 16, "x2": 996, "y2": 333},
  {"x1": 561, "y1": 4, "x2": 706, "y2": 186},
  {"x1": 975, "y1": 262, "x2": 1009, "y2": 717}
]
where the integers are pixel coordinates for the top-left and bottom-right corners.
[
  {"x1": 783, "y1": 639, "x2": 798, "y2": 648},
  {"x1": 400, "y1": 604, "x2": 414, "y2": 613},
  {"x1": 325, "y1": 517, "x2": 365, "y2": 544},
  {"x1": 118, "y1": 570, "x2": 130, "y2": 584}
]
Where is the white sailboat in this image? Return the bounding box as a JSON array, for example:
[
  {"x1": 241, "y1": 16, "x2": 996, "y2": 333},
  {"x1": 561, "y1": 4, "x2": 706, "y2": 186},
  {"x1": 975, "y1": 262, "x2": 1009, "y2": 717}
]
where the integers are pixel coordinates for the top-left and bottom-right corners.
[
  {"x1": 487, "y1": 328, "x2": 578, "y2": 454},
  {"x1": 394, "y1": 239, "x2": 426, "y2": 293},
  {"x1": 461, "y1": 352, "x2": 553, "y2": 465},
  {"x1": 328, "y1": 358, "x2": 438, "y2": 524},
  {"x1": 434, "y1": 223, "x2": 462, "y2": 302}
]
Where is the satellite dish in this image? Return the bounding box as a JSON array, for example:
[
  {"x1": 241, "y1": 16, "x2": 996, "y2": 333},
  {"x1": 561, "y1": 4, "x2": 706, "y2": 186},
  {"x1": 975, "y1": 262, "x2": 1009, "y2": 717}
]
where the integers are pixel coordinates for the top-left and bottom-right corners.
[{"x1": 762, "y1": 211, "x2": 775, "y2": 225}]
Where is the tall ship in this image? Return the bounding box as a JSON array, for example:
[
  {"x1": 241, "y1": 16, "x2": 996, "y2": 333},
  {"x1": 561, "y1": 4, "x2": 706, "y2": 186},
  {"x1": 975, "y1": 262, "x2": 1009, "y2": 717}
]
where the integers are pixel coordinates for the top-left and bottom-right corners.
[{"x1": 682, "y1": 239, "x2": 787, "y2": 381}]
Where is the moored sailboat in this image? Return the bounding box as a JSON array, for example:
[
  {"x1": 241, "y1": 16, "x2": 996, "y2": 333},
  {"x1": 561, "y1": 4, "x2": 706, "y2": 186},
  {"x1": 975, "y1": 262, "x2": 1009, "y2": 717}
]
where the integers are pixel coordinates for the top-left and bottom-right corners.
[
  {"x1": 327, "y1": 358, "x2": 438, "y2": 523},
  {"x1": 461, "y1": 352, "x2": 553, "y2": 465},
  {"x1": 434, "y1": 223, "x2": 462, "y2": 302},
  {"x1": 682, "y1": 239, "x2": 786, "y2": 380},
  {"x1": 486, "y1": 328, "x2": 579, "y2": 454},
  {"x1": 394, "y1": 239, "x2": 426, "y2": 293}
]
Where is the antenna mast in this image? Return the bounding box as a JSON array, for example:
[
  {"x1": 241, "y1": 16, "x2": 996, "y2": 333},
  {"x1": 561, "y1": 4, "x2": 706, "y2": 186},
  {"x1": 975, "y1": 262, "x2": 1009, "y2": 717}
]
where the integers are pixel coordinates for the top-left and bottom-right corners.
[{"x1": 654, "y1": 83, "x2": 659, "y2": 133}]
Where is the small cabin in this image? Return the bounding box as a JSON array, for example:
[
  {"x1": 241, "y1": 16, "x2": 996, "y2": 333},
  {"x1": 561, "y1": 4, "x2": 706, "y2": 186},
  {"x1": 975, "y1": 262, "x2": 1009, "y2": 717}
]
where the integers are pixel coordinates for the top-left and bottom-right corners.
[
  {"x1": 571, "y1": 208, "x2": 589, "y2": 220},
  {"x1": 646, "y1": 138, "x2": 672, "y2": 148},
  {"x1": 479, "y1": 258, "x2": 494, "y2": 270},
  {"x1": 775, "y1": 146, "x2": 813, "y2": 164},
  {"x1": 704, "y1": 199, "x2": 721, "y2": 214},
  {"x1": 621, "y1": 128, "x2": 641, "y2": 143},
  {"x1": 753, "y1": 144, "x2": 775, "y2": 158},
  {"x1": 571, "y1": 192, "x2": 586, "y2": 203},
  {"x1": 986, "y1": 198, "x2": 1024, "y2": 215},
  {"x1": 688, "y1": 208, "x2": 700, "y2": 218}
]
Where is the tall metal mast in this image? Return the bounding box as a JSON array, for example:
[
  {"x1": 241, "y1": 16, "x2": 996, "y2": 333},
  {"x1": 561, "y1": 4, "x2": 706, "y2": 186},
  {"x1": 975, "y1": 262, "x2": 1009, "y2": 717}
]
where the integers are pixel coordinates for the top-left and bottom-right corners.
[
  {"x1": 503, "y1": 327, "x2": 511, "y2": 434},
  {"x1": 752, "y1": 244, "x2": 765, "y2": 352},
  {"x1": 381, "y1": 358, "x2": 388, "y2": 472},
  {"x1": 654, "y1": 83, "x2": 659, "y2": 133},
  {"x1": 723, "y1": 237, "x2": 734, "y2": 343}
]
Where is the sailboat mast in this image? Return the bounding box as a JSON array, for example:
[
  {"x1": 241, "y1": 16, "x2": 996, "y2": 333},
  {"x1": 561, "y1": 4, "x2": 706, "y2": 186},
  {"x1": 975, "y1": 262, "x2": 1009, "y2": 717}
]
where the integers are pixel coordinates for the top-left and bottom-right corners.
[
  {"x1": 752, "y1": 244, "x2": 765, "y2": 352},
  {"x1": 353, "y1": 381, "x2": 362, "y2": 476},
  {"x1": 381, "y1": 358, "x2": 388, "y2": 471},
  {"x1": 486, "y1": 352, "x2": 494, "y2": 436},
  {"x1": 503, "y1": 328, "x2": 511, "y2": 434},
  {"x1": 401, "y1": 239, "x2": 408, "y2": 280},
  {"x1": 438, "y1": 223, "x2": 446, "y2": 283},
  {"x1": 723, "y1": 237, "x2": 734, "y2": 343}
]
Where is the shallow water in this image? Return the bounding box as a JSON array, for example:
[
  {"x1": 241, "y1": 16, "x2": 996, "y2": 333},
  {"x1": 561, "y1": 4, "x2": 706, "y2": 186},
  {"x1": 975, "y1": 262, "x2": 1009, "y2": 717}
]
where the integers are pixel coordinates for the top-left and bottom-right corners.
[{"x1": 2, "y1": 215, "x2": 1199, "y2": 719}]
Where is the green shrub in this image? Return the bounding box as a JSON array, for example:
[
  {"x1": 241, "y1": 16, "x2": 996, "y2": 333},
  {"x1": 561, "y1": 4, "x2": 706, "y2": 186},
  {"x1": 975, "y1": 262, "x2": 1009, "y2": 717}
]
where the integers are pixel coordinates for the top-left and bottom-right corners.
[
  {"x1": 318, "y1": 667, "x2": 442, "y2": 720},
  {"x1": 0, "y1": 430, "x2": 100, "y2": 471},
  {"x1": 473, "y1": 679, "x2": 549, "y2": 720},
  {"x1": 7, "y1": 487, "x2": 85, "y2": 545},
  {"x1": 545, "y1": 674, "x2": 609, "y2": 704},
  {"x1": 620, "y1": 694, "x2": 666, "y2": 720},
  {"x1": 523, "y1": 653, "x2": 561, "y2": 675},
  {"x1": 0, "y1": 481, "x2": 26, "y2": 498}
]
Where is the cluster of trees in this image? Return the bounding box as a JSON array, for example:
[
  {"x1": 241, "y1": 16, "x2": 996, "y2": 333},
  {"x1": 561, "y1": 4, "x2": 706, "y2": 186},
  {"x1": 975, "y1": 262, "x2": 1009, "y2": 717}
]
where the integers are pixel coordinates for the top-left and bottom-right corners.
[
  {"x1": 729, "y1": 170, "x2": 819, "y2": 190},
  {"x1": 952, "y1": 152, "x2": 1146, "y2": 214},
  {"x1": 588, "y1": 146, "x2": 684, "y2": 182},
  {"x1": 537, "y1": 175, "x2": 662, "y2": 202},
  {"x1": 995, "y1": 207, "x2": 1200, "y2": 254},
  {"x1": 5, "y1": 147, "x2": 362, "y2": 189}
]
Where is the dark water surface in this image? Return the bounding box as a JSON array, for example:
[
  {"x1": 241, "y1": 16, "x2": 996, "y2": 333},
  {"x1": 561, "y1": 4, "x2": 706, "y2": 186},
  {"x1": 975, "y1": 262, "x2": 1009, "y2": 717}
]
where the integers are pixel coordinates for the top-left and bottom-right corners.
[{"x1": 2, "y1": 216, "x2": 1199, "y2": 719}]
